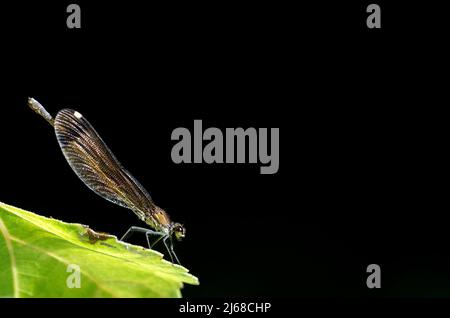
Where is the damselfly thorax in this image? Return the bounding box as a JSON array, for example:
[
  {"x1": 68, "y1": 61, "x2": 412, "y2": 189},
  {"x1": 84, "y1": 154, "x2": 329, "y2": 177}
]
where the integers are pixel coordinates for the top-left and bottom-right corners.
[{"x1": 28, "y1": 98, "x2": 185, "y2": 264}]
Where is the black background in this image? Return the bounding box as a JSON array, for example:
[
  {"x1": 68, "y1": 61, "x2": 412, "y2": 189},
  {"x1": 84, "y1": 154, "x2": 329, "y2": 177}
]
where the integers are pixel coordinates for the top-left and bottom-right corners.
[{"x1": 1, "y1": 1, "x2": 449, "y2": 300}]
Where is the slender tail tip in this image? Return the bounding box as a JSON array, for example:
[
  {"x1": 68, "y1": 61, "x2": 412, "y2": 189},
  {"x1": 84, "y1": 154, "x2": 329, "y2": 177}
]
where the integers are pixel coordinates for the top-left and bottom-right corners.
[{"x1": 27, "y1": 97, "x2": 36, "y2": 107}]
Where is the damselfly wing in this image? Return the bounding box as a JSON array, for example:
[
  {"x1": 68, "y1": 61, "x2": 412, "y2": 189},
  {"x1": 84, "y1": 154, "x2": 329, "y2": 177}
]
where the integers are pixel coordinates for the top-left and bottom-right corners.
[{"x1": 54, "y1": 109, "x2": 155, "y2": 221}]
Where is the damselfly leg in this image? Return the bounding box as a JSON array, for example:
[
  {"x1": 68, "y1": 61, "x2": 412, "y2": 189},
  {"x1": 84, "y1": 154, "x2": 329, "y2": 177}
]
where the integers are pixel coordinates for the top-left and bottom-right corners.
[
  {"x1": 121, "y1": 226, "x2": 180, "y2": 264},
  {"x1": 163, "y1": 236, "x2": 181, "y2": 265},
  {"x1": 121, "y1": 226, "x2": 165, "y2": 249}
]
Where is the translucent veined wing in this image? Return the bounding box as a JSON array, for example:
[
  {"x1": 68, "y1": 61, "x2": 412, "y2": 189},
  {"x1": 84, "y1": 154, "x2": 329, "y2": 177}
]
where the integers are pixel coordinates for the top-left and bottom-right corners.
[{"x1": 54, "y1": 109, "x2": 156, "y2": 221}]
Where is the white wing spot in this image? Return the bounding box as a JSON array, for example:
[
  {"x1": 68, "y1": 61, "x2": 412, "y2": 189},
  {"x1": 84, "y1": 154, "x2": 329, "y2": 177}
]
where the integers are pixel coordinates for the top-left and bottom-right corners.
[{"x1": 74, "y1": 111, "x2": 83, "y2": 119}]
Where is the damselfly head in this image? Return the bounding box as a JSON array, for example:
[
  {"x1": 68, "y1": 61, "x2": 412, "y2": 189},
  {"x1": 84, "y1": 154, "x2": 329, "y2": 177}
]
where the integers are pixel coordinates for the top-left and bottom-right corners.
[{"x1": 171, "y1": 222, "x2": 185, "y2": 241}]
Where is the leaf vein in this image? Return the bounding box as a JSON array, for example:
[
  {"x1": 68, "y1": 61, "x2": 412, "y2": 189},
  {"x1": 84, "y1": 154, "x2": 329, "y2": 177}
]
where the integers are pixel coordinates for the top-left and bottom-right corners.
[{"x1": 0, "y1": 218, "x2": 19, "y2": 297}]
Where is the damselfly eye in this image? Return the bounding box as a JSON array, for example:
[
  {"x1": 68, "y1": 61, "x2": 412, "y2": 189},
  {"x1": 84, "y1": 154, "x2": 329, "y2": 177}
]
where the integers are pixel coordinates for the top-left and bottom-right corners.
[{"x1": 173, "y1": 223, "x2": 185, "y2": 241}]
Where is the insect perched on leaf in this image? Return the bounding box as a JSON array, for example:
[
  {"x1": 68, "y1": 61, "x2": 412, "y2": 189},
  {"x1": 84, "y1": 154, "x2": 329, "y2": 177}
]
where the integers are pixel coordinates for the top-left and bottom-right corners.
[{"x1": 27, "y1": 97, "x2": 185, "y2": 264}]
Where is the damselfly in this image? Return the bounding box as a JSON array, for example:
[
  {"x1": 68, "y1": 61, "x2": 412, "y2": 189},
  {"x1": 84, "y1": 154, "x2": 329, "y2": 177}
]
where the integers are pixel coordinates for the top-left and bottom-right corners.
[{"x1": 27, "y1": 97, "x2": 185, "y2": 264}]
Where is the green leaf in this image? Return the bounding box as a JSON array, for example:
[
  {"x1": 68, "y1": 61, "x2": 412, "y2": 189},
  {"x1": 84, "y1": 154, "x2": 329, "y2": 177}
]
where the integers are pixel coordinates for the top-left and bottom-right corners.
[{"x1": 0, "y1": 201, "x2": 198, "y2": 298}]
